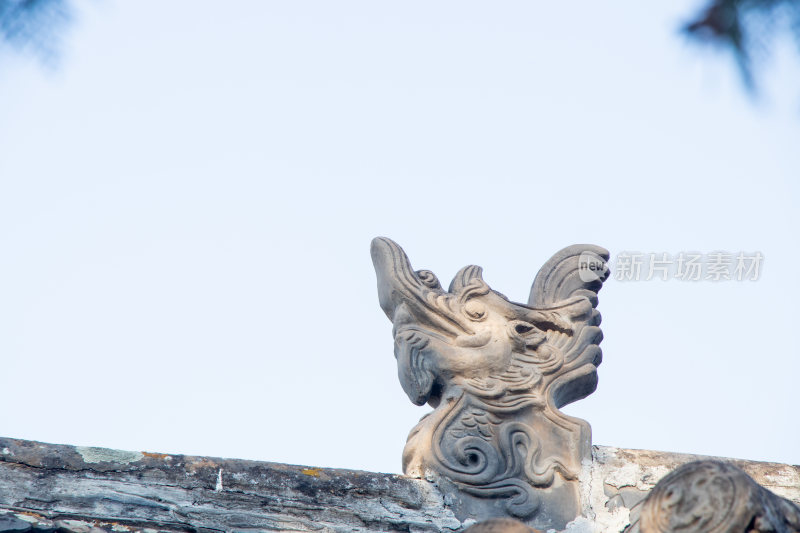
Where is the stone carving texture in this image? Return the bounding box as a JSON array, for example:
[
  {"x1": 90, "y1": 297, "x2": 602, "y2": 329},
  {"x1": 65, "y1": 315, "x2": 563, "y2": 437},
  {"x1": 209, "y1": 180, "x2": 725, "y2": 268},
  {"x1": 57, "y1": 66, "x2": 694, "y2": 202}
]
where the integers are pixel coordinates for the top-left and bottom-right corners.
[
  {"x1": 0, "y1": 437, "x2": 462, "y2": 533},
  {"x1": 371, "y1": 237, "x2": 609, "y2": 530},
  {"x1": 462, "y1": 517, "x2": 542, "y2": 533},
  {"x1": 639, "y1": 460, "x2": 800, "y2": 533}
]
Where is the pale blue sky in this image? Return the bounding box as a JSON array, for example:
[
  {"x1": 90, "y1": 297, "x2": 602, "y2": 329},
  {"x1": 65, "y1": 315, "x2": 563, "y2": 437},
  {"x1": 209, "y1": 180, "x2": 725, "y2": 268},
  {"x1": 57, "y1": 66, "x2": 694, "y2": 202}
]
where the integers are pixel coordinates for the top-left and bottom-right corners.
[{"x1": 1, "y1": 1, "x2": 798, "y2": 473}]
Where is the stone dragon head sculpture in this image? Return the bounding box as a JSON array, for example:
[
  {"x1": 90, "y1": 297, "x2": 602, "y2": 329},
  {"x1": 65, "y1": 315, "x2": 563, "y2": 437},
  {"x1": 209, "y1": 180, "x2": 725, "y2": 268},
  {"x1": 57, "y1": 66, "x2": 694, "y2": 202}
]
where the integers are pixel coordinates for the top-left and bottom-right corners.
[{"x1": 371, "y1": 237, "x2": 609, "y2": 530}]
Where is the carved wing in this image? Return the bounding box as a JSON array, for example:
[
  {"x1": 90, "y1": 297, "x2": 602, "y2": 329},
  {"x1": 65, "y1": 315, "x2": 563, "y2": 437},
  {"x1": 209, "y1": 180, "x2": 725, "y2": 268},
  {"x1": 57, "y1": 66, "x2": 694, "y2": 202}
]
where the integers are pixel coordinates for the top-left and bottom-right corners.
[
  {"x1": 529, "y1": 244, "x2": 609, "y2": 310},
  {"x1": 526, "y1": 245, "x2": 610, "y2": 409}
]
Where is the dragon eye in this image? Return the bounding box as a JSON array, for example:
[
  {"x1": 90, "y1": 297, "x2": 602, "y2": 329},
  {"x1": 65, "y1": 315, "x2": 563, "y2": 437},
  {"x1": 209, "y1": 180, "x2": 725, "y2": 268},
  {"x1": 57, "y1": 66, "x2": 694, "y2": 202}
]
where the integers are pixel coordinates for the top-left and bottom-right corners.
[{"x1": 464, "y1": 300, "x2": 486, "y2": 320}]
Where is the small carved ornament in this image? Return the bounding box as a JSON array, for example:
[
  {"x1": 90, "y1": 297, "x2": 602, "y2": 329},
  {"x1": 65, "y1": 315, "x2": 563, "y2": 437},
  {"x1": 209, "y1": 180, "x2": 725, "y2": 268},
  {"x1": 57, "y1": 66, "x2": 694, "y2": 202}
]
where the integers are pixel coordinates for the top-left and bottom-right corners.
[{"x1": 637, "y1": 460, "x2": 800, "y2": 533}]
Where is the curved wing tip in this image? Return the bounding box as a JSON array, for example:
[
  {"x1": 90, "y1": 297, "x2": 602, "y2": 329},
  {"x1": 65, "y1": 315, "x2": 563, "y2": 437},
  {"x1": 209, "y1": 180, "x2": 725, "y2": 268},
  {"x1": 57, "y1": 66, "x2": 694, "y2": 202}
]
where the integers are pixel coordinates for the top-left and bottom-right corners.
[
  {"x1": 371, "y1": 235, "x2": 395, "y2": 248},
  {"x1": 370, "y1": 236, "x2": 401, "y2": 260},
  {"x1": 529, "y1": 244, "x2": 610, "y2": 307},
  {"x1": 564, "y1": 244, "x2": 610, "y2": 260}
]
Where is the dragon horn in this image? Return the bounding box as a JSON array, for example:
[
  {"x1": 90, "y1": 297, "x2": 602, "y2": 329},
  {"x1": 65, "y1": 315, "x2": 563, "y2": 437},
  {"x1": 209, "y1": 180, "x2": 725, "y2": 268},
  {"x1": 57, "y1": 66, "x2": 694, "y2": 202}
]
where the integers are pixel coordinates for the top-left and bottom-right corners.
[{"x1": 371, "y1": 237, "x2": 467, "y2": 337}]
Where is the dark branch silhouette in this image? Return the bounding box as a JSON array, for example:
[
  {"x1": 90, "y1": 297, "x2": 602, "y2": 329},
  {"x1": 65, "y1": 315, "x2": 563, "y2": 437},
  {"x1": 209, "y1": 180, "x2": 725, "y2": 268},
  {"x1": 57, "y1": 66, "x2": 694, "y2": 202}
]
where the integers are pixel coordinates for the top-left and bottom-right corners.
[
  {"x1": 0, "y1": 0, "x2": 72, "y2": 64},
  {"x1": 684, "y1": 0, "x2": 800, "y2": 90},
  {"x1": 1, "y1": 0, "x2": 797, "y2": 92}
]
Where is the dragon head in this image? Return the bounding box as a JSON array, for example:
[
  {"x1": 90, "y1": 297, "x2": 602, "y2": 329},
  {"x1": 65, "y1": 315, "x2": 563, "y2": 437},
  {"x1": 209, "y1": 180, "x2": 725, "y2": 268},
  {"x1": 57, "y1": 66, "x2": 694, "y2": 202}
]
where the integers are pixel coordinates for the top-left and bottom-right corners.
[{"x1": 371, "y1": 236, "x2": 605, "y2": 410}]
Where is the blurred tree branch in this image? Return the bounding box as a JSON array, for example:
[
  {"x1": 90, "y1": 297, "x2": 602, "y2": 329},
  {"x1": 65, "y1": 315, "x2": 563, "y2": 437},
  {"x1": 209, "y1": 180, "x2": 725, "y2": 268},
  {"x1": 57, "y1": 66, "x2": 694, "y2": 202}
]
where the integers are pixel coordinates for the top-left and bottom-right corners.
[
  {"x1": 684, "y1": 0, "x2": 800, "y2": 90},
  {"x1": 1, "y1": 0, "x2": 797, "y2": 93},
  {"x1": 0, "y1": 0, "x2": 71, "y2": 64}
]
